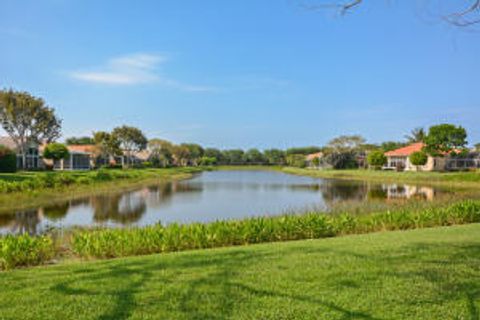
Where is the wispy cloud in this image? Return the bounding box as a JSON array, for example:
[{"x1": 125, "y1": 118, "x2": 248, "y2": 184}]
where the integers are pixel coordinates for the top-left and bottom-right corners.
[{"x1": 68, "y1": 53, "x2": 215, "y2": 91}]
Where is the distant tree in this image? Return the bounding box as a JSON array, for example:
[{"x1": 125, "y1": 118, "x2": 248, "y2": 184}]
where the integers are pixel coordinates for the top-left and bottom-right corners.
[
  {"x1": 112, "y1": 126, "x2": 148, "y2": 166},
  {"x1": 43, "y1": 143, "x2": 69, "y2": 162},
  {"x1": 409, "y1": 151, "x2": 428, "y2": 170},
  {"x1": 381, "y1": 141, "x2": 405, "y2": 152},
  {"x1": 0, "y1": 89, "x2": 62, "y2": 169},
  {"x1": 286, "y1": 146, "x2": 322, "y2": 155},
  {"x1": 327, "y1": 135, "x2": 365, "y2": 152},
  {"x1": 222, "y1": 149, "x2": 245, "y2": 165},
  {"x1": 172, "y1": 145, "x2": 190, "y2": 167},
  {"x1": 181, "y1": 143, "x2": 204, "y2": 166},
  {"x1": 93, "y1": 131, "x2": 122, "y2": 164},
  {"x1": 311, "y1": 157, "x2": 321, "y2": 167},
  {"x1": 199, "y1": 156, "x2": 217, "y2": 166},
  {"x1": 286, "y1": 154, "x2": 307, "y2": 168},
  {"x1": 324, "y1": 135, "x2": 365, "y2": 169},
  {"x1": 243, "y1": 148, "x2": 266, "y2": 164},
  {"x1": 367, "y1": 150, "x2": 387, "y2": 169},
  {"x1": 263, "y1": 149, "x2": 286, "y2": 165},
  {"x1": 360, "y1": 143, "x2": 380, "y2": 152},
  {"x1": 474, "y1": 143, "x2": 480, "y2": 152},
  {"x1": 423, "y1": 124, "x2": 467, "y2": 156},
  {"x1": 204, "y1": 148, "x2": 224, "y2": 164},
  {"x1": 148, "y1": 139, "x2": 174, "y2": 167},
  {"x1": 65, "y1": 136, "x2": 94, "y2": 145},
  {"x1": 405, "y1": 127, "x2": 426, "y2": 143},
  {"x1": 325, "y1": 152, "x2": 358, "y2": 169}
]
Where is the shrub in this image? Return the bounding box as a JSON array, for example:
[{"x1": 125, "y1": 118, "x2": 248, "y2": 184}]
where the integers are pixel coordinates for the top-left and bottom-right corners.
[
  {"x1": 286, "y1": 154, "x2": 306, "y2": 168},
  {"x1": 43, "y1": 143, "x2": 69, "y2": 161},
  {"x1": 410, "y1": 151, "x2": 428, "y2": 167},
  {"x1": 367, "y1": 150, "x2": 387, "y2": 169},
  {"x1": 0, "y1": 145, "x2": 17, "y2": 173},
  {"x1": 0, "y1": 234, "x2": 54, "y2": 270},
  {"x1": 199, "y1": 156, "x2": 217, "y2": 166}
]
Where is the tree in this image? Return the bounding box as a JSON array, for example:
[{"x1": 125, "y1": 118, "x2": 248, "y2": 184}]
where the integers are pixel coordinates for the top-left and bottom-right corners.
[
  {"x1": 409, "y1": 151, "x2": 428, "y2": 170},
  {"x1": 199, "y1": 156, "x2": 217, "y2": 166},
  {"x1": 303, "y1": 1, "x2": 480, "y2": 27},
  {"x1": 405, "y1": 127, "x2": 426, "y2": 143},
  {"x1": 148, "y1": 139, "x2": 174, "y2": 167},
  {"x1": 381, "y1": 141, "x2": 405, "y2": 152},
  {"x1": 66, "y1": 136, "x2": 94, "y2": 145},
  {"x1": 204, "y1": 148, "x2": 224, "y2": 164},
  {"x1": 180, "y1": 143, "x2": 204, "y2": 166},
  {"x1": 367, "y1": 150, "x2": 387, "y2": 169},
  {"x1": 324, "y1": 135, "x2": 365, "y2": 169},
  {"x1": 222, "y1": 149, "x2": 245, "y2": 165},
  {"x1": 423, "y1": 124, "x2": 467, "y2": 156},
  {"x1": 43, "y1": 143, "x2": 69, "y2": 161},
  {"x1": 286, "y1": 154, "x2": 307, "y2": 168},
  {"x1": 286, "y1": 146, "x2": 322, "y2": 155},
  {"x1": 172, "y1": 145, "x2": 190, "y2": 167},
  {"x1": 0, "y1": 89, "x2": 62, "y2": 169},
  {"x1": 474, "y1": 143, "x2": 480, "y2": 152},
  {"x1": 263, "y1": 149, "x2": 286, "y2": 165},
  {"x1": 93, "y1": 131, "x2": 122, "y2": 164},
  {"x1": 327, "y1": 135, "x2": 366, "y2": 152},
  {"x1": 112, "y1": 126, "x2": 148, "y2": 166},
  {"x1": 243, "y1": 148, "x2": 266, "y2": 164}
]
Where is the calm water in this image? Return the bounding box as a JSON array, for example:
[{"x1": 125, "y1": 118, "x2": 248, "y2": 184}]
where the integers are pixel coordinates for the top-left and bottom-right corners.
[{"x1": 0, "y1": 170, "x2": 447, "y2": 235}]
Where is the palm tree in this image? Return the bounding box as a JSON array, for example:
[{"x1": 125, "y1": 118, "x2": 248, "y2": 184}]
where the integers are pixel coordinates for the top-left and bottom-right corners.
[{"x1": 405, "y1": 127, "x2": 426, "y2": 143}]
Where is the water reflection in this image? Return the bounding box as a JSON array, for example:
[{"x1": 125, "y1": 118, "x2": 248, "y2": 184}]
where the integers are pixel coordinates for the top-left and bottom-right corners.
[{"x1": 0, "y1": 171, "x2": 445, "y2": 235}]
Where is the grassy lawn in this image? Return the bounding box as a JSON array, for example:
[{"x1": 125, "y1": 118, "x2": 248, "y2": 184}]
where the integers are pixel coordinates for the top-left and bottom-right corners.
[
  {"x1": 281, "y1": 167, "x2": 480, "y2": 188},
  {"x1": 1, "y1": 224, "x2": 479, "y2": 319}
]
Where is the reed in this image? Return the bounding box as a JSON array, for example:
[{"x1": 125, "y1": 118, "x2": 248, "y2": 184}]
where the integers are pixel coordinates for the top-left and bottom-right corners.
[{"x1": 71, "y1": 199, "x2": 480, "y2": 259}]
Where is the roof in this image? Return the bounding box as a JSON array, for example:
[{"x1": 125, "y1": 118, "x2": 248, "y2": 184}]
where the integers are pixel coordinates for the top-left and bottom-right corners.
[
  {"x1": 133, "y1": 149, "x2": 152, "y2": 161},
  {"x1": 66, "y1": 145, "x2": 96, "y2": 154},
  {"x1": 306, "y1": 152, "x2": 324, "y2": 161},
  {"x1": 385, "y1": 143, "x2": 425, "y2": 157}
]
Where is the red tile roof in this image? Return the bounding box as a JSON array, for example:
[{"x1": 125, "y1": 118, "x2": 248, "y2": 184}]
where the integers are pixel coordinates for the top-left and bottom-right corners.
[
  {"x1": 385, "y1": 142, "x2": 425, "y2": 157},
  {"x1": 306, "y1": 152, "x2": 324, "y2": 161},
  {"x1": 67, "y1": 145, "x2": 96, "y2": 154}
]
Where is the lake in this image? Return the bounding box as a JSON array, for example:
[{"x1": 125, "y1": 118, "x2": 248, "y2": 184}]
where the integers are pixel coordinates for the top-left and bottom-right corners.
[{"x1": 0, "y1": 170, "x2": 450, "y2": 235}]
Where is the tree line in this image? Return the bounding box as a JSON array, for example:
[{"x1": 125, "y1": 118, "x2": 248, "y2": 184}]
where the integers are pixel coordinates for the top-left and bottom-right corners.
[{"x1": 1, "y1": 89, "x2": 478, "y2": 171}]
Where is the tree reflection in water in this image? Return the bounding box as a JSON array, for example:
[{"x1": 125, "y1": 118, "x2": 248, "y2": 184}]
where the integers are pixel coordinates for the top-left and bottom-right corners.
[{"x1": 91, "y1": 192, "x2": 147, "y2": 224}]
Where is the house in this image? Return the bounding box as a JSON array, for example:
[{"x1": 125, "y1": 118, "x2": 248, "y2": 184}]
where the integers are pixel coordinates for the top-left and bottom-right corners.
[
  {"x1": 0, "y1": 136, "x2": 43, "y2": 169},
  {"x1": 51, "y1": 145, "x2": 96, "y2": 170},
  {"x1": 384, "y1": 143, "x2": 446, "y2": 171},
  {"x1": 384, "y1": 142, "x2": 480, "y2": 171}
]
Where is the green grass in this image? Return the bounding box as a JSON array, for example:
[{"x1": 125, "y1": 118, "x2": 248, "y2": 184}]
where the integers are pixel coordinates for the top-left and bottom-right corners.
[
  {"x1": 281, "y1": 167, "x2": 480, "y2": 188},
  {"x1": 0, "y1": 224, "x2": 479, "y2": 319},
  {"x1": 2, "y1": 198, "x2": 479, "y2": 270}
]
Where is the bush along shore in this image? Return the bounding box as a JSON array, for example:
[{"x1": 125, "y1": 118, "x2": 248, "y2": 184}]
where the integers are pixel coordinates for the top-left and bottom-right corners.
[{"x1": 1, "y1": 199, "x2": 480, "y2": 270}]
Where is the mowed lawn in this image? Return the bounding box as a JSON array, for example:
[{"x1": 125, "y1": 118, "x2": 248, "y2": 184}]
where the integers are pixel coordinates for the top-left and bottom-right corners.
[{"x1": 1, "y1": 225, "x2": 479, "y2": 320}]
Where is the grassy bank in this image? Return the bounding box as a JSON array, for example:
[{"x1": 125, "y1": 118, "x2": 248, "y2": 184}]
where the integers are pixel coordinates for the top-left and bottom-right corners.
[
  {"x1": 282, "y1": 167, "x2": 480, "y2": 188},
  {"x1": 2, "y1": 199, "x2": 479, "y2": 270},
  {"x1": 1, "y1": 224, "x2": 479, "y2": 319},
  {"x1": 0, "y1": 167, "x2": 203, "y2": 213}
]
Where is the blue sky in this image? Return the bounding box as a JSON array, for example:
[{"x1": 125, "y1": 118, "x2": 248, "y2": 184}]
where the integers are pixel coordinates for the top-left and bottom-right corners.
[{"x1": 1, "y1": 0, "x2": 479, "y2": 149}]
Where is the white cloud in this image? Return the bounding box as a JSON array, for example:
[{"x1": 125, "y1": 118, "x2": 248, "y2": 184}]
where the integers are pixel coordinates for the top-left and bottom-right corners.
[{"x1": 68, "y1": 53, "x2": 215, "y2": 91}]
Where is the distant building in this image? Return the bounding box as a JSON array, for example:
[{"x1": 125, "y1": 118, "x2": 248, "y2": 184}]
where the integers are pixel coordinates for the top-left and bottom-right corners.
[
  {"x1": 0, "y1": 136, "x2": 43, "y2": 169},
  {"x1": 384, "y1": 142, "x2": 480, "y2": 171}
]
